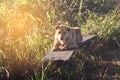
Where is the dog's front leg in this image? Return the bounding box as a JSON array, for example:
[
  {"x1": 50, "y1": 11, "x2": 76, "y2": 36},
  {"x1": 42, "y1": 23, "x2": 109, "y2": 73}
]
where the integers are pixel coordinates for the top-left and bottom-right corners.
[{"x1": 51, "y1": 41, "x2": 61, "y2": 51}]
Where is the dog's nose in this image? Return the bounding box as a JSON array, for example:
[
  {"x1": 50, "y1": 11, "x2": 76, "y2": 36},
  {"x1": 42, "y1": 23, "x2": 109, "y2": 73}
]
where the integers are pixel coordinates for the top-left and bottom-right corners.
[{"x1": 61, "y1": 37, "x2": 63, "y2": 40}]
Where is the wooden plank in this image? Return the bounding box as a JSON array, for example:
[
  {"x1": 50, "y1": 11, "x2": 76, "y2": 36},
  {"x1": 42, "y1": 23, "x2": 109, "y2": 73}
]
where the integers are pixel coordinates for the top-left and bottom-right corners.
[
  {"x1": 79, "y1": 35, "x2": 96, "y2": 47},
  {"x1": 44, "y1": 50, "x2": 74, "y2": 61},
  {"x1": 82, "y1": 35, "x2": 96, "y2": 43},
  {"x1": 44, "y1": 35, "x2": 96, "y2": 61}
]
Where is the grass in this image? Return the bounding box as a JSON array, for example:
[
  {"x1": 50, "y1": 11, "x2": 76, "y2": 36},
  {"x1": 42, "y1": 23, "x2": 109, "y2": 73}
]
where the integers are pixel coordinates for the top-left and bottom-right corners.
[
  {"x1": 0, "y1": 0, "x2": 120, "y2": 80},
  {"x1": 0, "y1": 0, "x2": 54, "y2": 79}
]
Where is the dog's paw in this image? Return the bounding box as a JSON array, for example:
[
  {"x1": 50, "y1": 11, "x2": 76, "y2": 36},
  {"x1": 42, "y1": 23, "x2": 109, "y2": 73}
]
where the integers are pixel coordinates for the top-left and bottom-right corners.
[
  {"x1": 51, "y1": 47, "x2": 62, "y2": 51},
  {"x1": 51, "y1": 48, "x2": 56, "y2": 51},
  {"x1": 59, "y1": 46, "x2": 67, "y2": 51}
]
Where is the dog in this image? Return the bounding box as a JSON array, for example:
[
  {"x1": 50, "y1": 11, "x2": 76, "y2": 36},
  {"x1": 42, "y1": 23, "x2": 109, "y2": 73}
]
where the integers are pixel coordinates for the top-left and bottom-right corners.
[{"x1": 51, "y1": 25, "x2": 83, "y2": 51}]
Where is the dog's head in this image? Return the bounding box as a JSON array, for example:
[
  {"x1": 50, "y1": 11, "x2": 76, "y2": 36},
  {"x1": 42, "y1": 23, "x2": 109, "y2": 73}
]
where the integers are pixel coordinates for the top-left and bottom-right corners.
[{"x1": 55, "y1": 25, "x2": 70, "y2": 45}]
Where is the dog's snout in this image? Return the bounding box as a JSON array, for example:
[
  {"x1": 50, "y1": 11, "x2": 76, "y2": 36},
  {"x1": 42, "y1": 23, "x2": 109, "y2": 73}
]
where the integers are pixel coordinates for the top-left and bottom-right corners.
[{"x1": 61, "y1": 37, "x2": 63, "y2": 40}]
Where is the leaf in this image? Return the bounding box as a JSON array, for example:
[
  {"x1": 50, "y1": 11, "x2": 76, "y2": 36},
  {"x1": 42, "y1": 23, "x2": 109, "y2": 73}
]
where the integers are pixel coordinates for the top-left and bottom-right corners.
[
  {"x1": 28, "y1": 13, "x2": 36, "y2": 21},
  {"x1": 98, "y1": 17, "x2": 103, "y2": 21},
  {"x1": 0, "y1": 49, "x2": 6, "y2": 59},
  {"x1": 21, "y1": 0, "x2": 27, "y2": 5},
  {"x1": 37, "y1": 18, "x2": 42, "y2": 23},
  {"x1": 107, "y1": 29, "x2": 111, "y2": 34},
  {"x1": 79, "y1": 0, "x2": 83, "y2": 11},
  {"x1": 86, "y1": 19, "x2": 91, "y2": 23},
  {"x1": 90, "y1": 55, "x2": 95, "y2": 60}
]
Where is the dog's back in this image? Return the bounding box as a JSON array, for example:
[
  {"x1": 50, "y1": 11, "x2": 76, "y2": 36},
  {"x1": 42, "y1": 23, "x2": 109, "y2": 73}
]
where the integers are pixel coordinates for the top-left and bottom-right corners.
[{"x1": 70, "y1": 27, "x2": 83, "y2": 44}]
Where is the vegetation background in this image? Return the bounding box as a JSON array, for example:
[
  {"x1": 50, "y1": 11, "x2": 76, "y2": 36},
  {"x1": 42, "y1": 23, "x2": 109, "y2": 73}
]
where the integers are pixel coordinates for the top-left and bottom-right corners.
[{"x1": 0, "y1": 0, "x2": 120, "y2": 80}]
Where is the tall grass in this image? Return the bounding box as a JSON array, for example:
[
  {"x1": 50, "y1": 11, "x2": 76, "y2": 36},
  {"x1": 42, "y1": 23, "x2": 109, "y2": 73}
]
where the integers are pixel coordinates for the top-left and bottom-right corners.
[
  {"x1": 0, "y1": 0, "x2": 120, "y2": 80},
  {"x1": 0, "y1": 0, "x2": 55, "y2": 79}
]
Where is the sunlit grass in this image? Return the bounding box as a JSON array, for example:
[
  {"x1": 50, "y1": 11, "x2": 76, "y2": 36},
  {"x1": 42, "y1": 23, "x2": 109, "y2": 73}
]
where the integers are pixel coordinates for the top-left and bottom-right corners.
[
  {"x1": 0, "y1": 0, "x2": 120, "y2": 80},
  {"x1": 81, "y1": 6, "x2": 120, "y2": 37},
  {"x1": 0, "y1": 0, "x2": 54, "y2": 79}
]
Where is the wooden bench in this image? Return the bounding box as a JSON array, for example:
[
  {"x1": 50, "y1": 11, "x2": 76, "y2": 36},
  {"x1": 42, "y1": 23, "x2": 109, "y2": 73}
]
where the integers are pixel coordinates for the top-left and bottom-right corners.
[{"x1": 44, "y1": 35, "x2": 96, "y2": 61}]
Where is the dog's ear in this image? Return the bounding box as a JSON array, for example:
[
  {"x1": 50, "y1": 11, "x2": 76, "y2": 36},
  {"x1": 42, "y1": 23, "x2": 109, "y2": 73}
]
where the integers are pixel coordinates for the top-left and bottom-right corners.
[
  {"x1": 66, "y1": 27, "x2": 70, "y2": 31},
  {"x1": 55, "y1": 25, "x2": 59, "y2": 30}
]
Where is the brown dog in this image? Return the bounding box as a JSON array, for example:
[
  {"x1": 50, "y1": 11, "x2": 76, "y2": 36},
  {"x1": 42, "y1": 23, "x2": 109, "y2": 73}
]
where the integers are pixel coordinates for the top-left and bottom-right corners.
[{"x1": 52, "y1": 25, "x2": 83, "y2": 51}]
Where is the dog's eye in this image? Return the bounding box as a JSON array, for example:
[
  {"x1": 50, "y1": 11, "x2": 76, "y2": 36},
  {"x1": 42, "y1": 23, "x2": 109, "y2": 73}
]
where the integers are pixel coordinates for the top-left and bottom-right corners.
[
  {"x1": 58, "y1": 31, "x2": 61, "y2": 34},
  {"x1": 63, "y1": 32, "x2": 66, "y2": 34}
]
